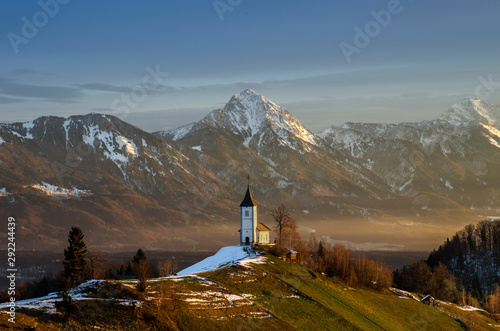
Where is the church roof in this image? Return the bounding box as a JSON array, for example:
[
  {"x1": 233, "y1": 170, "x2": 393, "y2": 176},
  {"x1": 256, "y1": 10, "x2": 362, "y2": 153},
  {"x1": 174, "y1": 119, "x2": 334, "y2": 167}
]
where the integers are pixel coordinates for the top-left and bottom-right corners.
[
  {"x1": 240, "y1": 185, "x2": 256, "y2": 207},
  {"x1": 257, "y1": 222, "x2": 271, "y2": 232}
]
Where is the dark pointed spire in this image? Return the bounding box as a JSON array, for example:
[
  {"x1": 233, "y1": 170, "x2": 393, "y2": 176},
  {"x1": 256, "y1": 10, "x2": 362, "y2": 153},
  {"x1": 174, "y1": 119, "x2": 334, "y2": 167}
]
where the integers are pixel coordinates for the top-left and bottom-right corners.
[{"x1": 240, "y1": 176, "x2": 256, "y2": 207}]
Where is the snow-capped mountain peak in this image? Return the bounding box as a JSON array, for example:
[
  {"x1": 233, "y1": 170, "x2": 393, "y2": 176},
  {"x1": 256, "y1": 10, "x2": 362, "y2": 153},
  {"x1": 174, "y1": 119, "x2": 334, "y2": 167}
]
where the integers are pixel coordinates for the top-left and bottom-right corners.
[
  {"x1": 211, "y1": 89, "x2": 318, "y2": 148},
  {"x1": 160, "y1": 89, "x2": 318, "y2": 150},
  {"x1": 226, "y1": 89, "x2": 281, "y2": 115},
  {"x1": 440, "y1": 98, "x2": 500, "y2": 127}
]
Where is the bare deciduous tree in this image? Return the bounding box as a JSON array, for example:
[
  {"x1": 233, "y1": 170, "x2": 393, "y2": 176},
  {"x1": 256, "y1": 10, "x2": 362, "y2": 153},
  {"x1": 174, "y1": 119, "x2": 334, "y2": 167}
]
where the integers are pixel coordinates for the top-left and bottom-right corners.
[
  {"x1": 485, "y1": 284, "x2": 500, "y2": 313},
  {"x1": 282, "y1": 218, "x2": 300, "y2": 250},
  {"x1": 86, "y1": 249, "x2": 109, "y2": 279},
  {"x1": 270, "y1": 204, "x2": 292, "y2": 246},
  {"x1": 158, "y1": 258, "x2": 178, "y2": 277}
]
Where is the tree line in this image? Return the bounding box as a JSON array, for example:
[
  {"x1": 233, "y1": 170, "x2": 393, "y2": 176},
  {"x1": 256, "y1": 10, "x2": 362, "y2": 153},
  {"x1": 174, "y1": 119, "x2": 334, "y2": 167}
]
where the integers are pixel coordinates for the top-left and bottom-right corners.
[
  {"x1": 427, "y1": 219, "x2": 500, "y2": 297},
  {"x1": 394, "y1": 219, "x2": 500, "y2": 314},
  {"x1": 427, "y1": 220, "x2": 500, "y2": 266},
  {"x1": 269, "y1": 205, "x2": 392, "y2": 291},
  {"x1": 0, "y1": 226, "x2": 178, "y2": 305}
]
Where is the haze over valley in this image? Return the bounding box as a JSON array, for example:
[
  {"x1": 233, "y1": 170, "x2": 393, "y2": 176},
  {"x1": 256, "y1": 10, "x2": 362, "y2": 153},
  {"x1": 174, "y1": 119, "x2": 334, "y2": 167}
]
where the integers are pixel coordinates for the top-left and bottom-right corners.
[{"x1": 1, "y1": 90, "x2": 500, "y2": 252}]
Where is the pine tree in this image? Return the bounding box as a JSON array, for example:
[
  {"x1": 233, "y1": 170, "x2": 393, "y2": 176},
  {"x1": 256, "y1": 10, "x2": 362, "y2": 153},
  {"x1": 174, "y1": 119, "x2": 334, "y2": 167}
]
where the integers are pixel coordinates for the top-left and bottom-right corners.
[
  {"x1": 472, "y1": 273, "x2": 482, "y2": 299},
  {"x1": 133, "y1": 248, "x2": 147, "y2": 264},
  {"x1": 132, "y1": 248, "x2": 151, "y2": 292},
  {"x1": 317, "y1": 241, "x2": 325, "y2": 258},
  {"x1": 63, "y1": 226, "x2": 88, "y2": 287}
]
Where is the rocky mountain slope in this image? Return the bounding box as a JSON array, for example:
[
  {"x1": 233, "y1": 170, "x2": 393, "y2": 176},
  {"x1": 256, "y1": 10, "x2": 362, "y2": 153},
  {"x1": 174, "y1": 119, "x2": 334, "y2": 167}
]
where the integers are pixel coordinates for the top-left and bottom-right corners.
[
  {"x1": 0, "y1": 113, "x2": 237, "y2": 251},
  {"x1": 1, "y1": 90, "x2": 500, "y2": 251},
  {"x1": 318, "y1": 98, "x2": 500, "y2": 212},
  {"x1": 155, "y1": 89, "x2": 389, "y2": 209}
]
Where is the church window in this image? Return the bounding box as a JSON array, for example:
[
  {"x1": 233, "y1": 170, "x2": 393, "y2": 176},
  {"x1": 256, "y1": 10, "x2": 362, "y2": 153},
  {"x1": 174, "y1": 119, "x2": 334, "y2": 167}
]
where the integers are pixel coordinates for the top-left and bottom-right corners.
[{"x1": 245, "y1": 210, "x2": 249, "y2": 217}]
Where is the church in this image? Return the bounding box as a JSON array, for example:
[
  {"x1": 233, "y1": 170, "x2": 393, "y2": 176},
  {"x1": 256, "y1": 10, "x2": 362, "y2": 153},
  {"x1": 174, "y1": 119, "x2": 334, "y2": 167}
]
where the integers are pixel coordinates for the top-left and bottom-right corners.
[{"x1": 239, "y1": 182, "x2": 271, "y2": 246}]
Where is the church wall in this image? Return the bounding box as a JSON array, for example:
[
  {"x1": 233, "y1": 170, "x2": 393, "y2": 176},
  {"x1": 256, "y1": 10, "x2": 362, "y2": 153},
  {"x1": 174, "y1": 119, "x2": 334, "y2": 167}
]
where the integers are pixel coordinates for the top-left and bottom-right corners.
[{"x1": 240, "y1": 206, "x2": 257, "y2": 245}]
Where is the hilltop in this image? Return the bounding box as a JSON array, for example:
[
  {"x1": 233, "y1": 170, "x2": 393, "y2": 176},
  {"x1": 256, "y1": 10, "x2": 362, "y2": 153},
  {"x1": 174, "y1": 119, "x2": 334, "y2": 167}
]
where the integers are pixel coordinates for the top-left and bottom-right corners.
[{"x1": 1, "y1": 248, "x2": 498, "y2": 330}]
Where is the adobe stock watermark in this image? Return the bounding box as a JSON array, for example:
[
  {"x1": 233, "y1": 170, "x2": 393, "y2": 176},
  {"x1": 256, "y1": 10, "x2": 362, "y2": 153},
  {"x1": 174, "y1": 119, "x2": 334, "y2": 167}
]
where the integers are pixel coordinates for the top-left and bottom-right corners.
[
  {"x1": 6, "y1": 217, "x2": 17, "y2": 324},
  {"x1": 475, "y1": 74, "x2": 500, "y2": 100},
  {"x1": 7, "y1": 0, "x2": 71, "y2": 54},
  {"x1": 213, "y1": 0, "x2": 243, "y2": 21},
  {"x1": 109, "y1": 64, "x2": 169, "y2": 121},
  {"x1": 340, "y1": 0, "x2": 408, "y2": 64}
]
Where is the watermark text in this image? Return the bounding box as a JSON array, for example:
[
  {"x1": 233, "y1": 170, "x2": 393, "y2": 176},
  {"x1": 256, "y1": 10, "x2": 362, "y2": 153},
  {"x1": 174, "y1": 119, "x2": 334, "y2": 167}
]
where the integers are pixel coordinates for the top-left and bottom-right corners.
[{"x1": 6, "y1": 217, "x2": 17, "y2": 323}]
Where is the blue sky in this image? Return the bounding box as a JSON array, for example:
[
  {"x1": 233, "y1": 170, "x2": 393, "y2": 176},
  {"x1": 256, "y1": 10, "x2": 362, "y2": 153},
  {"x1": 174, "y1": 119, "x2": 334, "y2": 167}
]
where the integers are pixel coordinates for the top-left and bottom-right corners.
[{"x1": 1, "y1": 0, "x2": 500, "y2": 132}]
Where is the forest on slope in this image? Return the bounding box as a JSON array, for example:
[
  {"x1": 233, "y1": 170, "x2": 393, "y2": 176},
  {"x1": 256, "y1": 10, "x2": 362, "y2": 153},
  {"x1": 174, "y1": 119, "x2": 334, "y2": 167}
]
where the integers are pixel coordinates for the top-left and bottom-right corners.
[{"x1": 395, "y1": 219, "x2": 500, "y2": 313}]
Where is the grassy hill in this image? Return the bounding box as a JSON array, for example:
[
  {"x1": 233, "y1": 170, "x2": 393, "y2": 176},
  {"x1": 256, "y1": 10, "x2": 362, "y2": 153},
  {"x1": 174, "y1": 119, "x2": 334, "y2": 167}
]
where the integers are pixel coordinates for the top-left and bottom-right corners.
[{"x1": 1, "y1": 252, "x2": 499, "y2": 330}]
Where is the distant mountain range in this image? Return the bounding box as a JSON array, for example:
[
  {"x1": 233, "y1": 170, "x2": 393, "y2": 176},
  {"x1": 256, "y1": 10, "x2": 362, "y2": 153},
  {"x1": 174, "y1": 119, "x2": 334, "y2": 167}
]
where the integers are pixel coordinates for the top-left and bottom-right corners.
[{"x1": 1, "y1": 90, "x2": 500, "y2": 251}]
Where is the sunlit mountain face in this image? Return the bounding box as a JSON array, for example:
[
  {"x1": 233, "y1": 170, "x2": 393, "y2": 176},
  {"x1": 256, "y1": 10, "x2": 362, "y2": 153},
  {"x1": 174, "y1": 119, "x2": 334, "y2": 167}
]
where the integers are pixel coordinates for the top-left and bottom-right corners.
[{"x1": 1, "y1": 90, "x2": 500, "y2": 251}]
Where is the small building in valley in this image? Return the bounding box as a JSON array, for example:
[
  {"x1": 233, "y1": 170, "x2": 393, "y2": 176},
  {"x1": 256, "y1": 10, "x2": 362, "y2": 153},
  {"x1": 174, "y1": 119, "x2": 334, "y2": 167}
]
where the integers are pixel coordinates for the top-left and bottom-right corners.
[{"x1": 280, "y1": 251, "x2": 298, "y2": 262}]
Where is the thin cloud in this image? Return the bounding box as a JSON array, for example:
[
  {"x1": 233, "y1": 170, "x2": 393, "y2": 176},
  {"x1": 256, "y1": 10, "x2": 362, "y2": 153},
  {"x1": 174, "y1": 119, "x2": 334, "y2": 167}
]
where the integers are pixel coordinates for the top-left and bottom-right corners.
[
  {"x1": 49, "y1": 99, "x2": 81, "y2": 104},
  {"x1": 73, "y1": 83, "x2": 133, "y2": 93},
  {"x1": 0, "y1": 96, "x2": 26, "y2": 104},
  {"x1": 74, "y1": 82, "x2": 178, "y2": 95},
  {"x1": 9, "y1": 69, "x2": 56, "y2": 77},
  {"x1": 0, "y1": 77, "x2": 83, "y2": 101}
]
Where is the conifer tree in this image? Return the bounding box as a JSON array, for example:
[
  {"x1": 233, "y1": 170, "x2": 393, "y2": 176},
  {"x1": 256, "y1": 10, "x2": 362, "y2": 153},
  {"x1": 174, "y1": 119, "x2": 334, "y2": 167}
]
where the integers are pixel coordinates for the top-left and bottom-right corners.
[
  {"x1": 63, "y1": 226, "x2": 88, "y2": 287},
  {"x1": 317, "y1": 241, "x2": 325, "y2": 258},
  {"x1": 132, "y1": 248, "x2": 151, "y2": 292}
]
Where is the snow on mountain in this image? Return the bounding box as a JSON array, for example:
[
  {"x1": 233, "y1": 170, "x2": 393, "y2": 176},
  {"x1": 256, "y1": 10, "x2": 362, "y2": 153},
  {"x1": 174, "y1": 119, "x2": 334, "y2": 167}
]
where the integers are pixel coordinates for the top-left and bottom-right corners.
[
  {"x1": 319, "y1": 99, "x2": 500, "y2": 159},
  {"x1": 4, "y1": 114, "x2": 145, "y2": 180},
  {"x1": 163, "y1": 122, "x2": 196, "y2": 141},
  {"x1": 440, "y1": 98, "x2": 500, "y2": 127},
  {"x1": 82, "y1": 121, "x2": 138, "y2": 177},
  {"x1": 4, "y1": 120, "x2": 35, "y2": 140},
  {"x1": 31, "y1": 182, "x2": 92, "y2": 199},
  {"x1": 317, "y1": 97, "x2": 500, "y2": 203},
  {"x1": 177, "y1": 245, "x2": 256, "y2": 276},
  {"x1": 0, "y1": 187, "x2": 11, "y2": 196},
  {"x1": 23, "y1": 121, "x2": 35, "y2": 139},
  {"x1": 217, "y1": 89, "x2": 318, "y2": 148},
  {"x1": 480, "y1": 123, "x2": 500, "y2": 149},
  {"x1": 3, "y1": 92, "x2": 500, "y2": 251},
  {"x1": 161, "y1": 89, "x2": 318, "y2": 151}
]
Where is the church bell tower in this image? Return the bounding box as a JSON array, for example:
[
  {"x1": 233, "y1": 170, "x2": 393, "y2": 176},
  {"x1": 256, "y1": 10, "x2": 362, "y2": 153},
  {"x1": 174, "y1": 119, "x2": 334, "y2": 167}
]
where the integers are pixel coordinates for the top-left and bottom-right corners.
[{"x1": 240, "y1": 178, "x2": 257, "y2": 246}]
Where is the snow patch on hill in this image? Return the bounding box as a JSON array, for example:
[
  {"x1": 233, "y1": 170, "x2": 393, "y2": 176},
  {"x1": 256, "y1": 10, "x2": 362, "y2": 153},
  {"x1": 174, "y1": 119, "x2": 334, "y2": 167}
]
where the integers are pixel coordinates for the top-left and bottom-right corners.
[
  {"x1": 0, "y1": 280, "x2": 106, "y2": 314},
  {"x1": 82, "y1": 124, "x2": 138, "y2": 177},
  {"x1": 22, "y1": 121, "x2": 34, "y2": 139},
  {"x1": 0, "y1": 187, "x2": 12, "y2": 196},
  {"x1": 177, "y1": 245, "x2": 256, "y2": 276},
  {"x1": 31, "y1": 182, "x2": 92, "y2": 199}
]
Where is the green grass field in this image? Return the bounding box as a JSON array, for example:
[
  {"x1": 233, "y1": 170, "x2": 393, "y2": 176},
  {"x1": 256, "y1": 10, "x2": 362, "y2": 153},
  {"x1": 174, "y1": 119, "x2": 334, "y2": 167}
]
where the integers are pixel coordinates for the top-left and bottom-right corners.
[{"x1": 2, "y1": 252, "x2": 499, "y2": 330}]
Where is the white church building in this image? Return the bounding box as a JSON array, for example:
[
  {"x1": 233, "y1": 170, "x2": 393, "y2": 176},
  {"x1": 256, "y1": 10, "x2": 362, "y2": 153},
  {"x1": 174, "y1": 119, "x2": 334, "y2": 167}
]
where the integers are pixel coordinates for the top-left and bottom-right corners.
[{"x1": 239, "y1": 183, "x2": 271, "y2": 246}]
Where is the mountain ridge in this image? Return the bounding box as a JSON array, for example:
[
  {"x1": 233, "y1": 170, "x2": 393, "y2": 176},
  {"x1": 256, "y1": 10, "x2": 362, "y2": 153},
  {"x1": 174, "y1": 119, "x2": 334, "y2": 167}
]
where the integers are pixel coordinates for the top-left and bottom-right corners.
[{"x1": 1, "y1": 91, "x2": 500, "y2": 251}]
